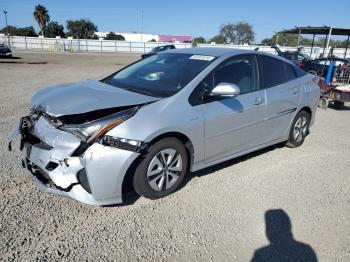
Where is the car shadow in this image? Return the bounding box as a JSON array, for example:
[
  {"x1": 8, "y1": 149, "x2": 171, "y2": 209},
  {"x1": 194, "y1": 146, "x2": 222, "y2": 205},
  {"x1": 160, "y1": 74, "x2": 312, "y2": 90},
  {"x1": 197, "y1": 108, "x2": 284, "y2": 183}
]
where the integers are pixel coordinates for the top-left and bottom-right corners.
[
  {"x1": 251, "y1": 209, "x2": 318, "y2": 262},
  {"x1": 0, "y1": 56, "x2": 21, "y2": 60},
  {"x1": 109, "y1": 142, "x2": 285, "y2": 208},
  {"x1": 181, "y1": 142, "x2": 284, "y2": 188}
]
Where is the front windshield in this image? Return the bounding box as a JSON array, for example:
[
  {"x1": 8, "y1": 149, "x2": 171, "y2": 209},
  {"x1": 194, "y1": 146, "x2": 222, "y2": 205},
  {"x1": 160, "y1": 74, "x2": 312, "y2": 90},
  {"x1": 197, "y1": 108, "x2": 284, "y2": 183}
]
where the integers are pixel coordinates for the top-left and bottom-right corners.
[{"x1": 107, "y1": 53, "x2": 215, "y2": 97}]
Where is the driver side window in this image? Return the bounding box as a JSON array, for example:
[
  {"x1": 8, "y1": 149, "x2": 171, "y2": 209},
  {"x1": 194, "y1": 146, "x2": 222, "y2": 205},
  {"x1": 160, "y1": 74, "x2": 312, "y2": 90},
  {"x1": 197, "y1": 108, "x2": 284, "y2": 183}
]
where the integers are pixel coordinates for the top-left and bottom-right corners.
[
  {"x1": 212, "y1": 55, "x2": 258, "y2": 95},
  {"x1": 189, "y1": 55, "x2": 259, "y2": 106}
]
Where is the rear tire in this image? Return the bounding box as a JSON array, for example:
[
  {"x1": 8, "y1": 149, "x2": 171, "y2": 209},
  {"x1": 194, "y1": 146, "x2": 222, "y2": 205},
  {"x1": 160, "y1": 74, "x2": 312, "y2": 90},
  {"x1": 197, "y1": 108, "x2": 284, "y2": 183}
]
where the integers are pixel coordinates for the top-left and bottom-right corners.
[
  {"x1": 286, "y1": 110, "x2": 310, "y2": 148},
  {"x1": 133, "y1": 138, "x2": 188, "y2": 200}
]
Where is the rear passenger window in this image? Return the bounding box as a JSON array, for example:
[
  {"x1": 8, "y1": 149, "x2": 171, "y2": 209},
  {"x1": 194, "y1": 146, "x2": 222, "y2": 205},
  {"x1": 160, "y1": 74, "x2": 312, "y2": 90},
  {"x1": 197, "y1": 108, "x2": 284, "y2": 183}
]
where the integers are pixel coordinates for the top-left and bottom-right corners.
[
  {"x1": 260, "y1": 55, "x2": 287, "y2": 88},
  {"x1": 285, "y1": 63, "x2": 297, "y2": 81}
]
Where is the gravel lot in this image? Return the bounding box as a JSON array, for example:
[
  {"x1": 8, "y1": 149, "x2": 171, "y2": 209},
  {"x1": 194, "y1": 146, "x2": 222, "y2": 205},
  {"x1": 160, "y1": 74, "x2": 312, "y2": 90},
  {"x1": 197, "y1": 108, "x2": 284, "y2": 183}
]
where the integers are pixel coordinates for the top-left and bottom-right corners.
[{"x1": 0, "y1": 51, "x2": 349, "y2": 261}]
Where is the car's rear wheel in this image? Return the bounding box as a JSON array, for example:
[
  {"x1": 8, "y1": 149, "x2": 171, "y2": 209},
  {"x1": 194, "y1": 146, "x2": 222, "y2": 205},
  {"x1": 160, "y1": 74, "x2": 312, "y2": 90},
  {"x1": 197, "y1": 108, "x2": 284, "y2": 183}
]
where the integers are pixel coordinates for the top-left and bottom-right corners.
[
  {"x1": 286, "y1": 110, "x2": 310, "y2": 148},
  {"x1": 133, "y1": 137, "x2": 188, "y2": 199}
]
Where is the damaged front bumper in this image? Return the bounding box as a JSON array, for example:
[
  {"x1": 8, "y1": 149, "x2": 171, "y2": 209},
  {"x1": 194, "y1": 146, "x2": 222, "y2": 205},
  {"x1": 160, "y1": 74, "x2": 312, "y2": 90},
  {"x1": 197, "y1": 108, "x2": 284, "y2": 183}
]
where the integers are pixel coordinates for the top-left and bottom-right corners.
[{"x1": 8, "y1": 115, "x2": 140, "y2": 205}]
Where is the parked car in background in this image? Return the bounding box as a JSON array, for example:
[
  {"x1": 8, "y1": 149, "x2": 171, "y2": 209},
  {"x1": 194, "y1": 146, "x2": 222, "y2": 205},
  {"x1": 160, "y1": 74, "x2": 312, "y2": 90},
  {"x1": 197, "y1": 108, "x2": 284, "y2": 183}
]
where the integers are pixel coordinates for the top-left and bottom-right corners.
[
  {"x1": 0, "y1": 43, "x2": 12, "y2": 57},
  {"x1": 141, "y1": 44, "x2": 175, "y2": 59},
  {"x1": 8, "y1": 48, "x2": 319, "y2": 205},
  {"x1": 271, "y1": 45, "x2": 311, "y2": 65},
  {"x1": 299, "y1": 57, "x2": 350, "y2": 78}
]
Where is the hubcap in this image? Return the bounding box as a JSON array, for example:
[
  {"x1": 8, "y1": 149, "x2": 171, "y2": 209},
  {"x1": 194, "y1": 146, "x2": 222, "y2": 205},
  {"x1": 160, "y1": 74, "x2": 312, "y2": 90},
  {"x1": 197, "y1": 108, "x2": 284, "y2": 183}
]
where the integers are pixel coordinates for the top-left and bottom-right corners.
[
  {"x1": 293, "y1": 116, "x2": 308, "y2": 143},
  {"x1": 147, "y1": 148, "x2": 183, "y2": 191}
]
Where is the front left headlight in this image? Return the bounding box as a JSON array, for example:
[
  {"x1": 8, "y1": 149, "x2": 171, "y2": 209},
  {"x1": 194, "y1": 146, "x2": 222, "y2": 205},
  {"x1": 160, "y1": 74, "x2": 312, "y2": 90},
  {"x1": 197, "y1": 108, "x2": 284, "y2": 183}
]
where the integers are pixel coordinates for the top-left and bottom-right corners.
[{"x1": 59, "y1": 107, "x2": 138, "y2": 143}]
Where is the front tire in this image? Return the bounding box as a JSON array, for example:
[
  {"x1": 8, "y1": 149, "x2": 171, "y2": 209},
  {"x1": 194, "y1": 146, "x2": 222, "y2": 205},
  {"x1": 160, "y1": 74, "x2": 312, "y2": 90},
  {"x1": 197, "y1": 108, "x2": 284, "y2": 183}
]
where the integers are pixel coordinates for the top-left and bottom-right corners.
[
  {"x1": 286, "y1": 110, "x2": 310, "y2": 148},
  {"x1": 133, "y1": 138, "x2": 188, "y2": 200}
]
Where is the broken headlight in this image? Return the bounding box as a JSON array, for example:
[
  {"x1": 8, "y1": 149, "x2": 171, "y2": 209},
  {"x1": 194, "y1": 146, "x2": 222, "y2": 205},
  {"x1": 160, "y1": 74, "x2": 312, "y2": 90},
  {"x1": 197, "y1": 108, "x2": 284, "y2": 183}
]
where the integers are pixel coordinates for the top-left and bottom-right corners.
[
  {"x1": 101, "y1": 136, "x2": 145, "y2": 152},
  {"x1": 59, "y1": 107, "x2": 137, "y2": 143}
]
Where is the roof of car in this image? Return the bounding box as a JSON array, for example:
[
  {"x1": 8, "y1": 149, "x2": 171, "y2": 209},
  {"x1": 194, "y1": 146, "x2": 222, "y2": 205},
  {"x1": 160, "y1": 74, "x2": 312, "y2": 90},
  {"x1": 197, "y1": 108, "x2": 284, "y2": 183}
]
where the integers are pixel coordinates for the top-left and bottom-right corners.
[
  {"x1": 164, "y1": 47, "x2": 252, "y2": 57},
  {"x1": 164, "y1": 47, "x2": 296, "y2": 65}
]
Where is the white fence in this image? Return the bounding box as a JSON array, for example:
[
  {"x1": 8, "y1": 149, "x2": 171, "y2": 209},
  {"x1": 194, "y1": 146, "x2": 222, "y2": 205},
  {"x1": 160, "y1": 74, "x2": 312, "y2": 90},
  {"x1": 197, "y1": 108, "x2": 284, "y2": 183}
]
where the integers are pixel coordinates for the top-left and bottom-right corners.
[{"x1": 1, "y1": 35, "x2": 349, "y2": 59}]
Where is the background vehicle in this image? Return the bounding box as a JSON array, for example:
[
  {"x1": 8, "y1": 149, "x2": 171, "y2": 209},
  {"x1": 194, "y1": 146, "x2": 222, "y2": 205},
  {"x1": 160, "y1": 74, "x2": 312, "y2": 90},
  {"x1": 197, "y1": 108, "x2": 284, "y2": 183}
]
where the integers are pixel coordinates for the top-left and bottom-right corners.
[
  {"x1": 300, "y1": 57, "x2": 350, "y2": 77},
  {"x1": 141, "y1": 44, "x2": 175, "y2": 59},
  {"x1": 8, "y1": 48, "x2": 319, "y2": 205},
  {"x1": 0, "y1": 43, "x2": 12, "y2": 57},
  {"x1": 271, "y1": 45, "x2": 311, "y2": 65}
]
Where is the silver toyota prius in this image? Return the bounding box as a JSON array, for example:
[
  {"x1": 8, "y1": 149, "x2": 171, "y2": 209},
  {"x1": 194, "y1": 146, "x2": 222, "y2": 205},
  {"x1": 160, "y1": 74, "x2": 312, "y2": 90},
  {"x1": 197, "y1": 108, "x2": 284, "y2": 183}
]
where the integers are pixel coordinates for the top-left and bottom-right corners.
[{"x1": 8, "y1": 48, "x2": 320, "y2": 205}]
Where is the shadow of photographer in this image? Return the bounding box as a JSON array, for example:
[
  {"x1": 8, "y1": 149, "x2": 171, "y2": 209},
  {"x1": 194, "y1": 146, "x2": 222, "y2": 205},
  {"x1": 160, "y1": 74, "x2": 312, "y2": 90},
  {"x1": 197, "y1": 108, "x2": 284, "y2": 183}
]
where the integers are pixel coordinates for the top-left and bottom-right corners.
[{"x1": 251, "y1": 209, "x2": 317, "y2": 262}]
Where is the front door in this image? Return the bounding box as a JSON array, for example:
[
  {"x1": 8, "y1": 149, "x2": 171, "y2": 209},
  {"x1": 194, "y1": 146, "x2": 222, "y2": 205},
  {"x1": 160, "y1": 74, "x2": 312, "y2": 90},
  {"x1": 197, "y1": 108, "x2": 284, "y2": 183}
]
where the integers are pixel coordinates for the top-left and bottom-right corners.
[{"x1": 200, "y1": 54, "x2": 267, "y2": 163}]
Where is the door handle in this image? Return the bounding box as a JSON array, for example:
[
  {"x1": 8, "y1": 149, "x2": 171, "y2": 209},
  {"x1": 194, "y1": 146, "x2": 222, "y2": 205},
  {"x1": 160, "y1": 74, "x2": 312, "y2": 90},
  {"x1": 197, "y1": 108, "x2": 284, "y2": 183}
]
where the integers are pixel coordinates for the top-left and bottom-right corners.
[
  {"x1": 292, "y1": 87, "x2": 299, "y2": 94},
  {"x1": 253, "y1": 97, "x2": 264, "y2": 105}
]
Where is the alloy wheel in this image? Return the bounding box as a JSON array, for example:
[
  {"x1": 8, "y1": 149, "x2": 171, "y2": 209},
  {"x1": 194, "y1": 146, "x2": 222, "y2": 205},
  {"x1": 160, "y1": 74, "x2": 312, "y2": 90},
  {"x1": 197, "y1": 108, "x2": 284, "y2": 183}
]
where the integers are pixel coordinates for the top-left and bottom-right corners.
[
  {"x1": 147, "y1": 148, "x2": 183, "y2": 191},
  {"x1": 293, "y1": 115, "x2": 308, "y2": 143}
]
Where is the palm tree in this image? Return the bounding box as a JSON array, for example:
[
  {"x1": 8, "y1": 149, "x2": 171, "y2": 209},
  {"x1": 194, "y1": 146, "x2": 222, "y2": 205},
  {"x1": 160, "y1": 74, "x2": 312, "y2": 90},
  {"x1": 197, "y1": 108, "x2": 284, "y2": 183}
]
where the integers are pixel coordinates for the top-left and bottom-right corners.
[{"x1": 33, "y1": 5, "x2": 50, "y2": 37}]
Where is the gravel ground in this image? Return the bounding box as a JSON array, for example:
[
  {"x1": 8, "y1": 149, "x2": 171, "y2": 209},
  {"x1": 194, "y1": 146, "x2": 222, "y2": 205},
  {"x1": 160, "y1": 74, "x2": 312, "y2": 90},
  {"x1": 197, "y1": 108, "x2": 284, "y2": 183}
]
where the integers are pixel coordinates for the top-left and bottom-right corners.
[{"x1": 0, "y1": 51, "x2": 349, "y2": 261}]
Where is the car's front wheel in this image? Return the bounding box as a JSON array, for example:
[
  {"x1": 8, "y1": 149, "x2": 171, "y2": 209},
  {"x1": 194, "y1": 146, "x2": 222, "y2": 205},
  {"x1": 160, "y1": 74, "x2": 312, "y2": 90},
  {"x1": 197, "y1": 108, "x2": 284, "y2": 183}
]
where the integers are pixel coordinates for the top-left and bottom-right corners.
[{"x1": 133, "y1": 137, "x2": 188, "y2": 199}]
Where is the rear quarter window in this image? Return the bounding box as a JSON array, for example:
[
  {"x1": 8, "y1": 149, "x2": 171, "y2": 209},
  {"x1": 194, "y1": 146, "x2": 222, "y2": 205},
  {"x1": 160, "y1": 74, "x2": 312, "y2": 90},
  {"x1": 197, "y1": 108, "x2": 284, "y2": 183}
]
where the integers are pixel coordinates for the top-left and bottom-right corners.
[
  {"x1": 285, "y1": 63, "x2": 297, "y2": 81},
  {"x1": 260, "y1": 55, "x2": 288, "y2": 88},
  {"x1": 293, "y1": 64, "x2": 307, "y2": 78}
]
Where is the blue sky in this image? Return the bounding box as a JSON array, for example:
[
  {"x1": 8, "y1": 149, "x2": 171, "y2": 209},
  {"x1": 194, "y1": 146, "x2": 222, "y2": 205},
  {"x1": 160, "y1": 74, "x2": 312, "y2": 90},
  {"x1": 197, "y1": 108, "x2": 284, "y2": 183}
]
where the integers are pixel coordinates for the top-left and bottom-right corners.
[{"x1": 1, "y1": 0, "x2": 350, "y2": 42}]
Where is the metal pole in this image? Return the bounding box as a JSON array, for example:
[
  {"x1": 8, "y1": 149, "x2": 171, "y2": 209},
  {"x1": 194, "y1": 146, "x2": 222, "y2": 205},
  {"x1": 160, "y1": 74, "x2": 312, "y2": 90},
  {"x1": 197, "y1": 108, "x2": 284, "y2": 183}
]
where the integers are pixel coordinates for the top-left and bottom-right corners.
[
  {"x1": 3, "y1": 11, "x2": 10, "y2": 47},
  {"x1": 322, "y1": 34, "x2": 328, "y2": 58},
  {"x1": 276, "y1": 33, "x2": 279, "y2": 45},
  {"x1": 141, "y1": 9, "x2": 143, "y2": 42},
  {"x1": 326, "y1": 27, "x2": 332, "y2": 50},
  {"x1": 297, "y1": 29, "x2": 301, "y2": 46},
  {"x1": 310, "y1": 34, "x2": 315, "y2": 57},
  {"x1": 344, "y1": 35, "x2": 349, "y2": 59}
]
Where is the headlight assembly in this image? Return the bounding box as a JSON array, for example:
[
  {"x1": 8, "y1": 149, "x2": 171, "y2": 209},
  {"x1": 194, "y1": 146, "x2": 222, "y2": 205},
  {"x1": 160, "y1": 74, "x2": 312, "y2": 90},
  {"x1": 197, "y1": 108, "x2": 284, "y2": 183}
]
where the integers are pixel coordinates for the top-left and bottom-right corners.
[
  {"x1": 100, "y1": 135, "x2": 146, "y2": 152},
  {"x1": 59, "y1": 107, "x2": 138, "y2": 143}
]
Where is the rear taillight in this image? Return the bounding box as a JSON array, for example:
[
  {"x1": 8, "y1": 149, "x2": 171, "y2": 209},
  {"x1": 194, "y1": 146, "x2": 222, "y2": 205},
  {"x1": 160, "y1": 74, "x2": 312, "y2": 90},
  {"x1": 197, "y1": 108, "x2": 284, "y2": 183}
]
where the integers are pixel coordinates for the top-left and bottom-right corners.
[{"x1": 299, "y1": 62, "x2": 305, "y2": 68}]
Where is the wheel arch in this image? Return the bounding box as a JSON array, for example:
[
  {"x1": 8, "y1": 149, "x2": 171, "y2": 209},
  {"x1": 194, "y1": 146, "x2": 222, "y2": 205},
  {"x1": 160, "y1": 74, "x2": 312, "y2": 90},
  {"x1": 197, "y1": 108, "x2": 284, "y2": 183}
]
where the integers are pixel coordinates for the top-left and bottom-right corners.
[
  {"x1": 298, "y1": 106, "x2": 312, "y2": 119},
  {"x1": 121, "y1": 131, "x2": 194, "y2": 198}
]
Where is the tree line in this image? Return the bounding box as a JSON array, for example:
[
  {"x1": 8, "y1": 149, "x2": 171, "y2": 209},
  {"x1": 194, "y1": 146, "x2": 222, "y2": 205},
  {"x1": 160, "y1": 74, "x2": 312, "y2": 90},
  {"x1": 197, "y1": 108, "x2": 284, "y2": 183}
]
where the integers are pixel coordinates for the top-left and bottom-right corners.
[
  {"x1": 261, "y1": 33, "x2": 349, "y2": 48},
  {"x1": 0, "y1": 4, "x2": 124, "y2": 40},
  {"x1": 1, "y1": 4, "x2": 347, "y2": 48}
]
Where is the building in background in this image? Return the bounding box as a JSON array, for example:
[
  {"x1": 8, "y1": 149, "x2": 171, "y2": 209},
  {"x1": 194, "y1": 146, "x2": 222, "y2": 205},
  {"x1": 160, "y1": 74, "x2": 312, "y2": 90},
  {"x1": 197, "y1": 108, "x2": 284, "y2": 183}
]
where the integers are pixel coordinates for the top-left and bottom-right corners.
[
  {"x1": 159, "y1": 35, "x2": 192, "y2": 42},
  {"x1": 95, "y1": 32, "x2": 159, "y2": 42},
  {"x1": 95, "y1": 32, "x2": 192, "y2": 43}
]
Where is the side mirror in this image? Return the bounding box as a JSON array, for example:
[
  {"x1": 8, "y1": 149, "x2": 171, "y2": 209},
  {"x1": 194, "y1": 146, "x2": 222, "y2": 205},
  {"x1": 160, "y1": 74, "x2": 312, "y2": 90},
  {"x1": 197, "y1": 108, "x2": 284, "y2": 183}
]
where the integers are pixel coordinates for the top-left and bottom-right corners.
[{"x1": 208, "y1": 83, "x2": 240, "y2": 98}]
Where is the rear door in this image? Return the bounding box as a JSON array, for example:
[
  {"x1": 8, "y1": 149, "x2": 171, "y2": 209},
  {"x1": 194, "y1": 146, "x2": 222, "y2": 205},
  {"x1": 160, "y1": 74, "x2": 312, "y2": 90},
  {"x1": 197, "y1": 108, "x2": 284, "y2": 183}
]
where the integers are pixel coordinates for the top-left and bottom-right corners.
[{"x1": 259, "y1": 55, "x2": 302, "y2": 142}]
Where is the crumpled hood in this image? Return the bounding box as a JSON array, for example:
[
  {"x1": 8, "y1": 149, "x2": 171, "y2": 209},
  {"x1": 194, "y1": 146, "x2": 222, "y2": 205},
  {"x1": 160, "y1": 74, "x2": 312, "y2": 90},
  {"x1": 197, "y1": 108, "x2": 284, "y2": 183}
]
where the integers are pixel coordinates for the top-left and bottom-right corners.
[{"x1": 32, "y1": 80, "x2": 159, "y2": 117}]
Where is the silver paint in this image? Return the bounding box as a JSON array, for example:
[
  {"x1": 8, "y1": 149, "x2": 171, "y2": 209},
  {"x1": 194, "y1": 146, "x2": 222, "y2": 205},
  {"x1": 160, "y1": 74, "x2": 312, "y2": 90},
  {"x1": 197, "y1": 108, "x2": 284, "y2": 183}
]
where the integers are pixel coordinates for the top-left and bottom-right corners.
[{"x1": 32, "y1": 80, "x2": 159, "y2": 117}]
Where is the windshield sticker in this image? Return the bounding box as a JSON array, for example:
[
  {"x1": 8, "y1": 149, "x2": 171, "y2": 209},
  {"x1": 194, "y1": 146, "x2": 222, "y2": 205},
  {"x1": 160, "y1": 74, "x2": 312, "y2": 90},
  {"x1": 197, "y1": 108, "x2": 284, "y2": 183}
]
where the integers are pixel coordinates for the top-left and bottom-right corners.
[{"x1": 189, "y1": 55, "x2": 215, "y2": 61}]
